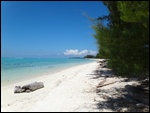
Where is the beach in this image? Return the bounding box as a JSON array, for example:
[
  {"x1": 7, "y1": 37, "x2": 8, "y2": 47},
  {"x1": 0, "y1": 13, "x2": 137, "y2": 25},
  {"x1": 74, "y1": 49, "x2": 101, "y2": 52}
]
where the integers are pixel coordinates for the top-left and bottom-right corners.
[
  {"x1": 2, "y1": 1, "x2": 149, "y2": 112},
  {"x1": 1, "y1": 60, "x2": 102, "y2": 112},
  {"x1": 2, "y1": 59, "x2": 149, "y2": 112}
]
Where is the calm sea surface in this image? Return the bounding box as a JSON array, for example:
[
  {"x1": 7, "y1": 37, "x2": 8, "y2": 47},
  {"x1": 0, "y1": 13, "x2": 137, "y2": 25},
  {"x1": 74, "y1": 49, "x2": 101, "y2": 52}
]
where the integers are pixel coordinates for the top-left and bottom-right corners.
[{"x1": 1, "y1": 57, "x2": 94, "y2": 86}]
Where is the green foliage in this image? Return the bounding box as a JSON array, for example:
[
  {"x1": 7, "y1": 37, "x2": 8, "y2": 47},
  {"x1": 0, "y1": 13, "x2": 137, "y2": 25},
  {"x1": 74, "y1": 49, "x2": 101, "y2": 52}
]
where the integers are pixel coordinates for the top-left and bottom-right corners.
[
  {"x1": 117, "y1": 1, "x2": 149, "y2": 28},
  {"x1": 92, "y1": 1, "x2": 149, "y2": 76},
  {"x1": 92, "y1": 22, "x2": 111, "y2": 59},
  {"x1": 84, "y1": 55, "x2": 95, "y2": 58}
]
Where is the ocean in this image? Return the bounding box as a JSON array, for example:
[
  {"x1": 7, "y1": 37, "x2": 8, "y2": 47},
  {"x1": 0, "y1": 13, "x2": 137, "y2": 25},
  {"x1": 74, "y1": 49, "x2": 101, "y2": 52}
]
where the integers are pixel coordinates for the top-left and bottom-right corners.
[{"x1": 1, "y1": 57, "x2": 94, "y2": 86}]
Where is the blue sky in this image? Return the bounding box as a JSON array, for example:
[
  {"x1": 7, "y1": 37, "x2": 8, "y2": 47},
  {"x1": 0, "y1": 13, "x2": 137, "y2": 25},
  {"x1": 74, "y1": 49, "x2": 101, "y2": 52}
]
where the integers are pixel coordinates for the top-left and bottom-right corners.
[{"x1": 1, "y1": 1, "x2": 108, "y2": 58}]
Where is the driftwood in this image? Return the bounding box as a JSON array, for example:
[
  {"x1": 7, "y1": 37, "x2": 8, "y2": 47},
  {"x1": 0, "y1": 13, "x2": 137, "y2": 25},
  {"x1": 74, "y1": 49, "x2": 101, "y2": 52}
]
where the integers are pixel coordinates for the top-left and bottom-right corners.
[
  {"x1": 22, "y1": 82, "x2": 44, "y2": 91},
  {"x1": 14, "y1": 82, "x2": 44, "y2": 93},
  {"x1": 14, "y1": 86, "x2": 25, "y2": 93},
  {"x1": 97, "y1": 81, "x2": 116, "y2": 88}
]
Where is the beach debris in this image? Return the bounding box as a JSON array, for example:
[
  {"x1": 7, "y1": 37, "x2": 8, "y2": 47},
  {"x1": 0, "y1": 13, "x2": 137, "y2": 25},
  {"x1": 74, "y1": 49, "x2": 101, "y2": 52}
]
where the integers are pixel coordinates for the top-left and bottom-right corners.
[
  {"x1": 14, "y1": 82, "x2": 44, "y2": 93},
  {"x1": 14, "y1": 86, "x2": 25, "y2": 93},
  {"x1": 97, "y1": 81, "x2": 116, "y2": 88}
]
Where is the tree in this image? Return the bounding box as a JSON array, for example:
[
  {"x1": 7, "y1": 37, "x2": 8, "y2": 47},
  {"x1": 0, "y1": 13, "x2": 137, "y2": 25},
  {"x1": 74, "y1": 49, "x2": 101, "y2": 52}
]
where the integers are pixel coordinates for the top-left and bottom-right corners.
[
  {"x1": 117, "y1": 1, "x2": 149, "y2": 28},
  {"x1": 84, "y1": 55, "x2": 95, "y2": 58},
  {"x1": 92, "y1": 1, "x2": 149, "y2": 76}
]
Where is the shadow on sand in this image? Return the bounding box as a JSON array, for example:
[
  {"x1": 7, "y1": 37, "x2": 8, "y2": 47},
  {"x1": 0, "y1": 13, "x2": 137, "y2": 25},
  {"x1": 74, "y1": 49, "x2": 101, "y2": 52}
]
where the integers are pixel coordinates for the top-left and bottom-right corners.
[
  {"x1": 87, "y1": 68, "x2": 114, "y2": 79},
  {"x1": 87, "y1": 62, "x2": 149, "y2": 112}
]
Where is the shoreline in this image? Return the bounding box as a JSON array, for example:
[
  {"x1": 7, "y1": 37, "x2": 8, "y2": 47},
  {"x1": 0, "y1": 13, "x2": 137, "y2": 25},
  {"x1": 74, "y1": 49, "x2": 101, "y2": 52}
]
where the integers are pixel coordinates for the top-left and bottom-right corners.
[
  {"x1": 2, "y1": 59, "x2": 148, "y2": 112},
  {"x1": 1, "y1": 59, "x2": 96, "y2": 87},
  {"x1": 1, "y1": 60, "x2": 101, "y2": 112}
]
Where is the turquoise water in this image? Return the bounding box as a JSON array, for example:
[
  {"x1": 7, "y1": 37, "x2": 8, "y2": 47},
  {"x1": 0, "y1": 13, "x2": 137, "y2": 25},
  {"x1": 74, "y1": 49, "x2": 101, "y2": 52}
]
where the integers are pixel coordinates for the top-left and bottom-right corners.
[{"x1": 1, "y1": 57, "x2": 94, "y2": 86}]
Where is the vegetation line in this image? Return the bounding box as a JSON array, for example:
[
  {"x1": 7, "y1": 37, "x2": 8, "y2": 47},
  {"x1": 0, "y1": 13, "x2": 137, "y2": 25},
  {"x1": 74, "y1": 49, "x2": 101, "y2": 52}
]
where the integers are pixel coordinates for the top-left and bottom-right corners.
[{"x1": 91, "y1": 1, "x2": 149, "y2": 77}]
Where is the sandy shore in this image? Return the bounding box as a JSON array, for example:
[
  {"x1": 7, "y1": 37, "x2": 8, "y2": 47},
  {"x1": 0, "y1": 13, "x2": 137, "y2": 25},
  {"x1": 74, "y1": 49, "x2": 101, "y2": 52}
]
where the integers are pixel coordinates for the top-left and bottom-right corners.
[
  {"x1": 1, "y1": 60, "x2": 102, "y2": 112},
  {"x1": 2, "y1": 59, "x2": 147, "y2": 112}
]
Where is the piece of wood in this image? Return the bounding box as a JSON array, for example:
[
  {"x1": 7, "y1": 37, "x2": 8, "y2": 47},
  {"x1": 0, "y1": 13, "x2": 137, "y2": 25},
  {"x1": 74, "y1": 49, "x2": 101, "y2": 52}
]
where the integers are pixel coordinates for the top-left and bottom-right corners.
[
  {"x1": 14, "y1": 82, "x2": 44, "y2": 93},
  {"x1": 97, "y1": 81, "x2": 116, "y2": 88},
  {"x1": 22, "y1": 82, "x2": 44, "y2": 91},
  {"x1": 14, "y1": 86, "x2": 25, "y2": 93}
]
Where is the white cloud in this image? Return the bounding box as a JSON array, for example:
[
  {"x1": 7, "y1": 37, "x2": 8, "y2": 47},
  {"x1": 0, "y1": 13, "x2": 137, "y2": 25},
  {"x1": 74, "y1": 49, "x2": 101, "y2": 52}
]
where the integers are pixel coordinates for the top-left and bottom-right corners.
[{"x1": 64, "y1": 49, "x2": 97, "y2": 56}]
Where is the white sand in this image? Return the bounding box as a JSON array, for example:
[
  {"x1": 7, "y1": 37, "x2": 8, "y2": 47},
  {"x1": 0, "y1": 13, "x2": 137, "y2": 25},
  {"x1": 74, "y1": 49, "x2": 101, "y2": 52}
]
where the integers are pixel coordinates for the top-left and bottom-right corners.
[
  {"x1": 1, "y1": 60, "x2": 102, "y2": 112},
  {"x1": 2, "y1": 59, "x2": 138, "y2": 112}
]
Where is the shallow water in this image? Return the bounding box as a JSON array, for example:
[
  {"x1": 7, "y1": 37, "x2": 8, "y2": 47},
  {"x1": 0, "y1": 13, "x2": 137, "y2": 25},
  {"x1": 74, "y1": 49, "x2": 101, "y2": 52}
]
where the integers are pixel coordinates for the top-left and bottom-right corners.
[{"x1": 1, "y1": 57, "x2": 94, "y2": 86}]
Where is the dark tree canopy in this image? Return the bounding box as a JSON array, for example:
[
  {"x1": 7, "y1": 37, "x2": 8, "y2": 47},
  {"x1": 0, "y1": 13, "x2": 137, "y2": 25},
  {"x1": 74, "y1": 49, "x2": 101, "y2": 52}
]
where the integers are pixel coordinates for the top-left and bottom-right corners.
[
  {"x1": 84, "y1": 55, "x2": 95, "y2": 58},
  {"x1": 92, "y1": 1, "x2": 149, "y2": 76}
]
